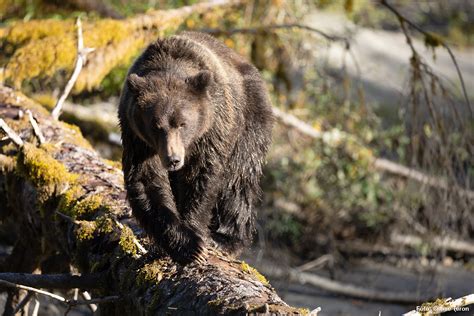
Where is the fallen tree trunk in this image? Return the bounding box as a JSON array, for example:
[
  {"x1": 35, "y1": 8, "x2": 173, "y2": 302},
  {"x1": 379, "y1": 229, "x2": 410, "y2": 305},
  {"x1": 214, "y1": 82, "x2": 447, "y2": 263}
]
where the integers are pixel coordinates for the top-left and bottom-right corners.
[
  {"x1": 1, "y1": 0, "x2": 241, "y2": 92},
  {"x1": 0, "y1": 86, "x2": 305, "y2": 315}
]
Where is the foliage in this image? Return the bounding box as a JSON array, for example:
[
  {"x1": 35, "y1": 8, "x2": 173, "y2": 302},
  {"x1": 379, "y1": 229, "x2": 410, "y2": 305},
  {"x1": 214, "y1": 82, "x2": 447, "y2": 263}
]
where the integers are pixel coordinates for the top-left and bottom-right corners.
[{"x1": 1, "y1": 0, "x2": 472, "y2": 262}]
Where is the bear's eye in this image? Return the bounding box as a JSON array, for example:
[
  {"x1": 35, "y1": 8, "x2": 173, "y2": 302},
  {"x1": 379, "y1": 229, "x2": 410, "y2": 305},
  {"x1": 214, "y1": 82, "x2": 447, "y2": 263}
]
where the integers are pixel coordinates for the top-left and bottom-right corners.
[
  {"x1": 154, "y1": 125, "x2": 163, "y2": 133},
  {"x1": 179, "y1": 123, "x2": 186, "y2": 129}
]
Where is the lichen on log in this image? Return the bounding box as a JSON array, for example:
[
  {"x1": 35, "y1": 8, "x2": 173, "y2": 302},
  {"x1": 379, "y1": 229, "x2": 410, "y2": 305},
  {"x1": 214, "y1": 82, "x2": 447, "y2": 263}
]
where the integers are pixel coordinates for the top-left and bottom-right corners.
[
  {"x1": 0, "y1": 85, "x2": 305, "y2": 315},
  {"x1": 0, "y1": 0, "x2": 242, "y2": 92}
]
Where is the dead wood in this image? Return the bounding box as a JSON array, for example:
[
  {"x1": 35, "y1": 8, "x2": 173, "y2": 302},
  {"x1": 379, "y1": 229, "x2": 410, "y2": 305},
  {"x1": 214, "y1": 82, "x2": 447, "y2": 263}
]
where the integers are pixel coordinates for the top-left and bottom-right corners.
[{"x1": 0, "y1": 86, "x2": 305, "y2": 315}]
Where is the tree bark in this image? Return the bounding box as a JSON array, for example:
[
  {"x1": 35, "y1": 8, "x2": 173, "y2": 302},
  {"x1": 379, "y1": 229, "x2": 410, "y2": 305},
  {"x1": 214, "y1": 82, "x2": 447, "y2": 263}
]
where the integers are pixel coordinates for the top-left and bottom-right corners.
[{"x1": 0, "y1": 85, "x2": 305, "y2": 315}]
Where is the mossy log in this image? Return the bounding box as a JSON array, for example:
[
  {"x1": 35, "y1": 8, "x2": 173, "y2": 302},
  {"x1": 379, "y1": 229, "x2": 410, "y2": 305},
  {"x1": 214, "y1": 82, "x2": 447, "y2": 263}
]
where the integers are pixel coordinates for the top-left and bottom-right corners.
[
  {"x1": 0, "y1": 0, "x2": 241, "y2": 92},
  {"x1": 0, "y1": 85, "x2": 306, "y2": 315}
]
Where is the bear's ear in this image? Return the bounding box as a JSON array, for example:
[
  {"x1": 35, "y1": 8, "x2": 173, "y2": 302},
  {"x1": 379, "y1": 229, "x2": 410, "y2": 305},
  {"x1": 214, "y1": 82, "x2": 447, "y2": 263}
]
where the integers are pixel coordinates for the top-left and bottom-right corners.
[
  {"x1": 127, "y1": 73, "x2": 147, "y2": 92},
  {"x1": 186, "y1": 70, "x2": 212, "y2": 93}
]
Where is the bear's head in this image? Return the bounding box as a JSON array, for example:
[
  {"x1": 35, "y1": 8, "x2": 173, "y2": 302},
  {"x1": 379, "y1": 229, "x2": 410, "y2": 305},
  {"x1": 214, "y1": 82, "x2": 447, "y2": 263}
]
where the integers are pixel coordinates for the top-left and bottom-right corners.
[{"x1": 127, "y1": 70, "x2": 213, "y2": 171}]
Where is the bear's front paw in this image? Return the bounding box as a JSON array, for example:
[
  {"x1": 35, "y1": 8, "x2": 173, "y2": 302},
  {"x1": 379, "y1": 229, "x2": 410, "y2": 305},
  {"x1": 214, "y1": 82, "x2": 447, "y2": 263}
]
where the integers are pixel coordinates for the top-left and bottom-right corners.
[
  {"x1": 189, "y1": 240, "x2": 208, "y2": 264},
  {"x1": 168, "y1": 226, "x2": 209, "y2": 265}
]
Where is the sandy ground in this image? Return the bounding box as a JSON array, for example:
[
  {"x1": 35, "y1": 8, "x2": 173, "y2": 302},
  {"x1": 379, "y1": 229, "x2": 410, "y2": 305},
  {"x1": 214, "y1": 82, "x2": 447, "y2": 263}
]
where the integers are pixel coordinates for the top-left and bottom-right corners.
[{"x1": 243, "y1": 251, "x2": 474, "y2": 316}]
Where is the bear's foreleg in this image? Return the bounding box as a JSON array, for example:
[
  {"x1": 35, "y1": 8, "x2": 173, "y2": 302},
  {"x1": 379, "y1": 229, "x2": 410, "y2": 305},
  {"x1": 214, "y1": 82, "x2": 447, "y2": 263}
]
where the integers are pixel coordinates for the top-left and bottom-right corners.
[
  {"x1": 124, "y1": 157, "x2": 207, "y2": 264},
  {"x1": 180, "y1": 160, "x2": 224, "y2": 246}
]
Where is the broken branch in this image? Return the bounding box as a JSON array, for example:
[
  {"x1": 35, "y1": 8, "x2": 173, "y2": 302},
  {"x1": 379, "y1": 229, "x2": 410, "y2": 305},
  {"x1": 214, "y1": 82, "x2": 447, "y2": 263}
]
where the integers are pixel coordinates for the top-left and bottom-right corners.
[
  {"x1": 52, "y1": 17, "x2": 95, "y2": 120},
  {"x1": 0, "y1": 118, "x2": 24, "y2": 147}
]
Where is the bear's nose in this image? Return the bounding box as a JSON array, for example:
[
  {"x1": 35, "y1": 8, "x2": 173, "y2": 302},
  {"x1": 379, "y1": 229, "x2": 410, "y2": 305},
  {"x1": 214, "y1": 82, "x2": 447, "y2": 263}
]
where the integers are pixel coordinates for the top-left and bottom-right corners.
[{"x1": 169, "y1": 155, "x2": 181, "y2": 166}]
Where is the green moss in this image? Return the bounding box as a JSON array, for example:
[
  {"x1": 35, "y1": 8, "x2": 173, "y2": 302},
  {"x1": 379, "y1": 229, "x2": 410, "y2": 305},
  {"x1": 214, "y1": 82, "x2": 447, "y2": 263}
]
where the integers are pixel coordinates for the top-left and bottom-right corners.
[
  {"x1": 103, "y1": 159, "x2": 122, "y2": 170},
  {"x1": 297, "y1": 308, "x2": 310, "y2": 315},
  {"x1": 95, "y1": 215, "x2": 114, "y2": 234},
  {"x1": 31, "y1": 93, "x2": 56, "y2": 111},
  {"x1": 74, "y1": 215, "x2": 113, "y2": 242},
  {"x1": 418, "y1": 298, "x2": 451, "y2": 316},
  {"x1": 75, "y1": 220, "x2": 96, "y2": 240},
  {"x1": 17, "y1": 143, "x2": 78, "y2": 199},
  {"x1": 137, "y1": 262, "x2": 165, "y2": 285},
  {"x1": 119, "y1": 225, "x2": 138, "y2": 257},
  {"x1": 5, "y1": 20, "x2": 74, "y2": 44},
  {"x1": 72, "y1": 194, "x2": 103, "y2": 217},
  {"x1": 2, "y1": 18, "x2": 136, "y2": 90},
  {"x1": 57, "y1": 185, "x2": 84, "y2": 215},
  {"x1": 240, "y1": 262, "x2": 269, "y2": 286}
]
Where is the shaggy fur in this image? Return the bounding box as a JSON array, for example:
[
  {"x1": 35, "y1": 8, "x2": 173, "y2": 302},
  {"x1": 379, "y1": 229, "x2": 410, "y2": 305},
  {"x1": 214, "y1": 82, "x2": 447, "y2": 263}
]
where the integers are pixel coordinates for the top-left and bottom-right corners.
[{"x1": 118, "y1": 32, "x2": 273, "y2": 263}]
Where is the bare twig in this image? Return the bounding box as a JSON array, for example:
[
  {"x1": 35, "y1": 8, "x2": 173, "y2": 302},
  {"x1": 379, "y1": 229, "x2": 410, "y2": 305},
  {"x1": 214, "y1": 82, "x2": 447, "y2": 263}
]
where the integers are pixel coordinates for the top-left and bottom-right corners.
[
  {"x1": 272, "y1": 107, "x2": 323, "y2": 139},
  {"x1": 12, "y1": 291, "x2": 34, "y2": 315},
  {"x1": 31, "y1": 296, "x2": 40, "y2": 316},
  {"x1": 56, "y1": 211, "x2": 81, "y2": 224},
  {"x1": 81, "y1": 291, "x2": 98, "y2": 312},
  {"x1": 404, "y1": 294, "x2": 474, "y2": 315},
  {"x1": 0, "y1": 279, "x2": 67, "y2": 302},
  {"x1": 69, "y1": 295, "x2": 121, "y2": 306},
  {"x1": 201, "y1": 23, "x2": 349, "y2": 46},
  {"x1": 374, "y1": 158, "x2": 474, "y2": 199},
  {"x1": 380, "y1": 0, "x2": 472, "y2": 117},
  {"x1": 26, "y1": 110, "x2": 46, "y2": 144},
  {"x1": 52, "y1": 17, "x2": 95, "y2": 120},
  {"x1": 0, "y1": 278, "x2": 120, "y2": 312},
  {"x1": 0, "y1": 118, "x2": 24, "y2": 147},
  {"x1": 295, "y1": 254, "x2": 334, "y2": 272},
  {"x1": 391, "y1": 233, "x2": 474, "y2": 255}
]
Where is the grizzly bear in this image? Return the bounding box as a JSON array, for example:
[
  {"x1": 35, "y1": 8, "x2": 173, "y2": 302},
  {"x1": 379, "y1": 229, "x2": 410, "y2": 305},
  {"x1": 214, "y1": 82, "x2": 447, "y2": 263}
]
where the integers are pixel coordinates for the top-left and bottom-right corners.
[{"x1": 118, "y1": 32, "x2": 273, "y2": 264}]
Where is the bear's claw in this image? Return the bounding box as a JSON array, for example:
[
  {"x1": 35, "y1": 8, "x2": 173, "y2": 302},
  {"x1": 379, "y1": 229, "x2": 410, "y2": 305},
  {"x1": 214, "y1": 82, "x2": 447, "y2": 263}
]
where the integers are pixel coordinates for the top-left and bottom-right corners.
[{"x1": 192, "y1": 244, "x2": 208, "y2": 264}]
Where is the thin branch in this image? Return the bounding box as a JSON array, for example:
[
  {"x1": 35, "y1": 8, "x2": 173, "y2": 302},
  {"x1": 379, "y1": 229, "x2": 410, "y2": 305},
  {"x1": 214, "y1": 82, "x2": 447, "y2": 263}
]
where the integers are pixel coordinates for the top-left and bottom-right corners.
[
  {"x1": 404, "y1": 294, "x2": 474, "y2": 316},
  {"x1": 31, "y1": 296, "x2": 40, "y2": 316},
  {"x1": 289, "y1": 271, "x2": 431, "y2": 304},
  {"x1": 380, "y1": 0, "x2": 472, "y2": 117},
  {"x1": 81, "y1": 291, "x2": 98, "y2": 312},
  {"x1": 0, "y1": 118, "x2": 24, "y2": 147},
  {"x1": 69, "y1": 295, "x2": 121, "y2": 306},
  {"x1": 374, "y1": 158, "x2": 474, "y2": 199},
  {"x1": 391, "y1": 233, "x2": 474, "y2": 255},
  {"x1": 26, "y1": 110, "x2": 46, "y2": 144},
  {"x1": 272, "y1": 107, "x2": 323, "y2": 139},
  {"x1": 12, "y1": 292, "x2": 34, "y2": 315},
  {"x1": 0, "y1": 272, "x2": 104, "y2": 289},
  {"x1": 52, "y1": 17, "x2": 95, "y2": 120},
  {"x1": 0, "y1": 279, "x2": 67, "y2": 302},
  {"x1": 201, "y1": 23, "x2": 349, "y2": 46},
  {"x1": 295, "y1": 254, "x2": 334, "y2": 272},
  {"x1": 56, "y1": 211, "x2": 80, "y2": 224},
  {"x1": 0, "y1": 278, "x2": 120, "y2": 311},
  {"x1": 261, "y1": 265, "x2": 434, "y2": 304}
]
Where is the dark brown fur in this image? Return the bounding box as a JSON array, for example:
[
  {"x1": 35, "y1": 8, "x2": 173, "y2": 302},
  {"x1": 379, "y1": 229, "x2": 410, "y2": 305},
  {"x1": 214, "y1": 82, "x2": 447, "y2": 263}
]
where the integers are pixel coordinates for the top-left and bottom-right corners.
[{"x1": 118, "y1": 32, "x2": 273, "y2": 264}]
